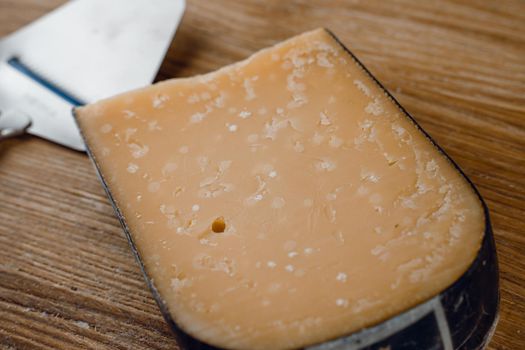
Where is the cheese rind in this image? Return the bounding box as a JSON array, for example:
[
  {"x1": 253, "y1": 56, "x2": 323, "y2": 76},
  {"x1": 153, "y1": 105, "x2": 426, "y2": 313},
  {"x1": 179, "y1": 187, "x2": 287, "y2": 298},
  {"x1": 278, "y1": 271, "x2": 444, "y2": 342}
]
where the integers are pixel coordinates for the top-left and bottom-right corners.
[{"x1": 76, "y1": 29, "x2": 485, "y2": 350}]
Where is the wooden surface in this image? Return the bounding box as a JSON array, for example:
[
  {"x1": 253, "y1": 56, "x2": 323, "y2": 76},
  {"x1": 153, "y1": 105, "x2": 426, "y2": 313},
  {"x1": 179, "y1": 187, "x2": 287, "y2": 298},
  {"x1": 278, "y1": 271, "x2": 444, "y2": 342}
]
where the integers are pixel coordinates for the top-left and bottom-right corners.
[{"x1": 0, "y1": 0, "x2": 523, "y2": 349}]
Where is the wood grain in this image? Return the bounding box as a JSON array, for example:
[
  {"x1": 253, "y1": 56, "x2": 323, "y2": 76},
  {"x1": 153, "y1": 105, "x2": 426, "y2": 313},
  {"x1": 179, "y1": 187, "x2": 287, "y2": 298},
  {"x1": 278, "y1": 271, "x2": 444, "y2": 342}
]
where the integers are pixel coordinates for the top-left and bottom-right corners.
[{"x1": 0, "y1": 0, "x2": 523, "y2": 349}]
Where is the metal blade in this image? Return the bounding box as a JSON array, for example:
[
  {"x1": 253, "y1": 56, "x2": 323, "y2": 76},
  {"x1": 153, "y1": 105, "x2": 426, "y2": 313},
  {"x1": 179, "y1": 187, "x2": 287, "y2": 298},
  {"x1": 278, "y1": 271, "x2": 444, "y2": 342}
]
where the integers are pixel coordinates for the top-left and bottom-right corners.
[
  {"x1": 0, "y1": 61, "x2": 84, "y2": 150},
  {"x1": 0, "y1": 0, "x2": 185, "y2": 150}
]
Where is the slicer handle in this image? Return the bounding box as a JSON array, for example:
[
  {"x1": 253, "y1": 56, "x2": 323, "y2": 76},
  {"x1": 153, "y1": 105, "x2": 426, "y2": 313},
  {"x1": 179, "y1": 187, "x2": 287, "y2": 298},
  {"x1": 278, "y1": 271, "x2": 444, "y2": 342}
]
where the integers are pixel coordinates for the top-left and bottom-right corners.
[{"x1": 0, "y1": 109, "x2": 32, "y2": 142}]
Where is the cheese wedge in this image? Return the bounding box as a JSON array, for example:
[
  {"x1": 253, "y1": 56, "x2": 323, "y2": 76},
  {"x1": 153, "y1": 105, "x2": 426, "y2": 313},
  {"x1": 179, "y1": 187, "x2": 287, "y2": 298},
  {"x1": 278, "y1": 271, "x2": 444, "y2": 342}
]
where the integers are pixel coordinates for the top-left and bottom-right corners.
[{"x1": 75, "y1": 29, "x2": 486, "y2": 349}]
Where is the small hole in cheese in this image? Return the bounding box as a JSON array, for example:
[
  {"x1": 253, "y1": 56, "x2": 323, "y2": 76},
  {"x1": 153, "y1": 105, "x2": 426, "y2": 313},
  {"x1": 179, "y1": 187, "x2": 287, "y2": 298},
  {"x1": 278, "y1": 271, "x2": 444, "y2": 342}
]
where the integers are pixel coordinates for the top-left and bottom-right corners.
[{"x1": 212, "y1": 217, "x2": 226, "y2": 233}]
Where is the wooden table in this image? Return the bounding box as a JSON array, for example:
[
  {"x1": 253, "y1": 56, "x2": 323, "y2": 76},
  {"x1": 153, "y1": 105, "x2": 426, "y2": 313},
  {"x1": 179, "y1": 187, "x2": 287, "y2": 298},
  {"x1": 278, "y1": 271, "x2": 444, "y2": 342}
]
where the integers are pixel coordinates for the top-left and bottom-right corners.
[{"x1": 1, "y1": 1, "x2": 523, "y2": 349}]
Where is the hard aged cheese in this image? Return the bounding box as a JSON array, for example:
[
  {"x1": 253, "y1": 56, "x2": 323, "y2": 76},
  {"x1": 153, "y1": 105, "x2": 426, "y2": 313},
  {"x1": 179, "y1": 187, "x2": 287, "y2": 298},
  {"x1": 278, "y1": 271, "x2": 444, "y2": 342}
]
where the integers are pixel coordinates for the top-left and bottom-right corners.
[{"x1": 75, "y1": 29, "x2": 486, "y2": 349}]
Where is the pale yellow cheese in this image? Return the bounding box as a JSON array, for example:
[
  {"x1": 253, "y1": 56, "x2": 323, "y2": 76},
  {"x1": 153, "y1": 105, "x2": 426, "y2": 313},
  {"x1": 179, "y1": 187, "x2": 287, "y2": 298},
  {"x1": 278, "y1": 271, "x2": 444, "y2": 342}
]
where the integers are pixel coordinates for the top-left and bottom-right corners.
[{"x1": 76, "y1": 29, "x2": 484, "y2": 350}]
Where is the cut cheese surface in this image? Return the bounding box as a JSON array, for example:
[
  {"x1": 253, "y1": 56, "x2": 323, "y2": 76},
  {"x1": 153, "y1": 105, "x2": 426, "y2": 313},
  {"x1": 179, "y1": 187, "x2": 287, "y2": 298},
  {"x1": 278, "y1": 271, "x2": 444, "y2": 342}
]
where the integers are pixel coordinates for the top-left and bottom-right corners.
[{"x1": 76, "y1": 29, "x2": 484, "y2": 350}]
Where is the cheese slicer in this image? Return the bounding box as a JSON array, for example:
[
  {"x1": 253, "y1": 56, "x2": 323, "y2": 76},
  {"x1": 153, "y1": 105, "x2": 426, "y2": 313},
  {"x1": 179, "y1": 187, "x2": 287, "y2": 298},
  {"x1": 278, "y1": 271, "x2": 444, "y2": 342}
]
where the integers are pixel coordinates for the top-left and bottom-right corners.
[{"x1": 0, "y1": 0, "x2": 185, "y2": 150}]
